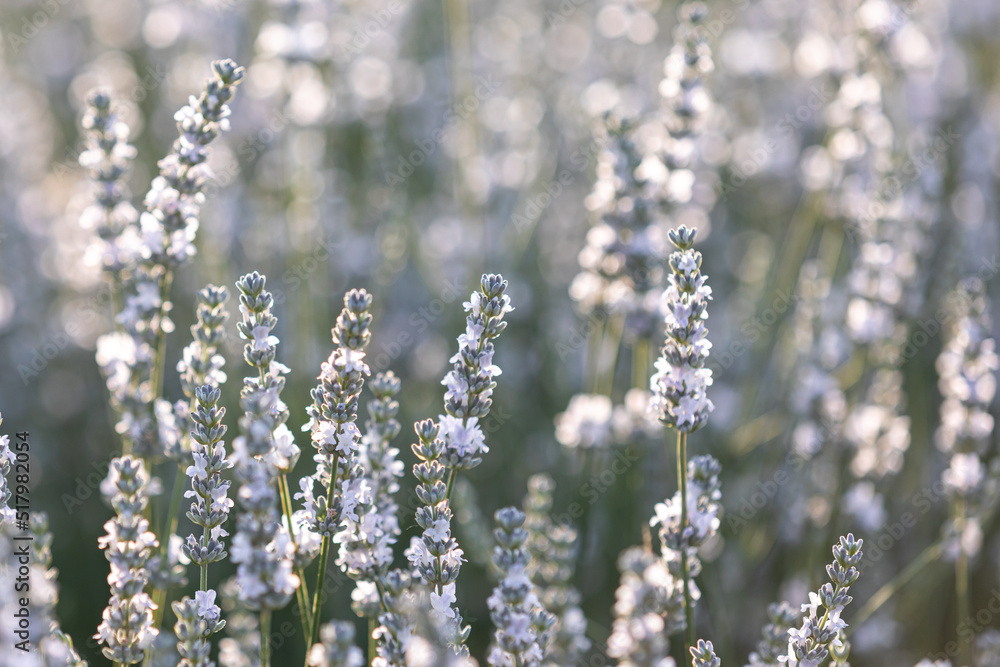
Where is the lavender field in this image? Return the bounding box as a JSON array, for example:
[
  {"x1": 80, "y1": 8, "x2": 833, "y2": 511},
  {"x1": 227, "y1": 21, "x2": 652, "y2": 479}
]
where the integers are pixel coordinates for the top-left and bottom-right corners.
[{"x1": 0, "y1": 0, "x2": 999, "y2": 665}]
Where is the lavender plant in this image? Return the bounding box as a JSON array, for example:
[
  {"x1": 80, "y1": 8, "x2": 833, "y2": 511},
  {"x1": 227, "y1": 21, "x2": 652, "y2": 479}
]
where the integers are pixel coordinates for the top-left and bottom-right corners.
[
  {"x1": 95, "y1": 457, "x2": 159, "y2": 665},
  {"x1": 230, "y1": 272, "x2": 300, "y2": 666},
  {"x1": 649, "y1": 224, "x2": 715, "y2": 654},
  {"x1": 486, "y1": 507, "x2": 555, "y2": 667}
]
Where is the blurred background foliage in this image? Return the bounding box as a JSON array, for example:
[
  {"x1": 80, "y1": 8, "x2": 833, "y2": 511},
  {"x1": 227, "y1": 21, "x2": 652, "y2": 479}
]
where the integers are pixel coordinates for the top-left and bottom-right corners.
[{"x1": 1, "y1": 0, "x2": 1000, "y2": 664}]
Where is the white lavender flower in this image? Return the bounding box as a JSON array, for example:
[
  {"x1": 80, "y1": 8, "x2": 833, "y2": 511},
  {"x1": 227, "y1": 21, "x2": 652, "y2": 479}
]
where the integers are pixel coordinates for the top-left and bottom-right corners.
[
  {"x1": 172, "y1": 591, "x2": 226, "y2": 667},
  {"x1": 606, "y1": 547, "x2": 683, "y2": 667},
  {"x1": 185, "y1": 385, "x2": 234, "y2": 574},
  {"x1": 555, "y1": 394, "x2": 614, "y2": 451},
  {"x1": 651, "y1": 455, "x2": 722, "y2": 555},
  {"x1": 745, "y1": 603, "x2": 800, "y2": 667},
  {"x1": 299, "y1": 288, "x2": 373, "y2": 539},
  {"x1": 936, "y1": 279, "x2": 998, "y2": 456},
  {"x1": 138, "y1": 59, "x2": 244, "y2": 270},
  {"x1": 690, "y1": 640, "x2": 721, "y2": 667},
  {"x1": 569, "y1": 116, "x2": 667, "y2": 337},
  {"x1": 406, "y1": 419, "x2": 468, "y2": 643},
  {"x1": 371, "y1": 569, "x2": 415, "y2": 667},
  {"x1": 780, "y1": 535, "x2": 864, "y2": 667},
  {"x1": 306, "y1": 621, "x2": 364, "y2": 667},
  {"x1": 298, "y1": 288, "x2": 373, "y2": 644},
  {"x1": 976, "y1": 629, "x2": 1000, "y2": 666},
  {"x1": 338, "y1": 372, "x2": 404, "y2": 591},
  {"x1": 937, "y1": 279, "x2": 1000, "y2": 560},
  {"x1": 522, "y1": 475, "x2": 590, "y2": 667},
  {"x1": 230, "y1": 272, "x2": 299, "y2": 611},
  {"x1": 0, "y1": 416, "x2": 13, "y2": 527},
  {"x1": 486, "y1": 507, "x2": 555, "y2": 667},
  {"x1": 95, "y1": 456, "x2": 160, "y2": 664},
  {"x1": 649, "y1": 226, "x2": 714, "y2": 433},
  {"x1": 178, "y1": 284, "x2": 230, "y2": 403},
  {"x1": 90, "y1": 60, "x2": 244, "y2": 460},
  {"x1": 78, "y1": 89, "x2": 139, "y2": 281},
  {"x1": 439, "y1": 274, "x2": 514, "y2": 470}
]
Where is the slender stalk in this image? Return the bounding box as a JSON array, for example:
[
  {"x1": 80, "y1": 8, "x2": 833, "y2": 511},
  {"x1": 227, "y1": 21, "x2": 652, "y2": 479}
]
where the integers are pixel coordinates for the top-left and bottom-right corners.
[
  {"x1": 260, "y1": 609, "x2": 272, "y2": 667},
  {"x1": 956, "y1": 502, "x2": 971, "y2": 667},
  {"x1": 368, "y1": 617, "x2": 376, "y2": 663},
  {"x1": 676, "y1": 430, "x2": 694, "y2": 656},
  {"x1": 309, "y1": 452, "x2": 340, "y2": 646},
  {"x1": 849, "y1": 539, "x2": 944, "y2": 632},
  {"x1": 149, "y1": 270, "x2": 174, "y2": 401},
  {"x1": 149, "y1": 463, "x2": 186, "y2": 634},
  {"x1": 278, "y1": 472, "x2": 312, "y2": 634}
]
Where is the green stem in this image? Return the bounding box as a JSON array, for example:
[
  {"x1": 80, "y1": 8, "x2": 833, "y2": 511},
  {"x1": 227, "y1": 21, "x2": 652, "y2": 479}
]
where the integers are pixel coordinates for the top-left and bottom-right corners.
[
  {"x1": 369, "y1": 617, "x2": 376, "y2": 663},
  {"x1": 676, "y1": 430, "x2": 694, "y2": 656},
  {"x1": 956, "y1": 502, "x2": 971, "y2": 667},
  {"x1": 849, "y1": 539, "x2": 944, "y2": 633},
  {"x1": 149, "y1": 464, "x2": 186, "y2": 633},
  {"x1": 260, "y1": 610, "x2": 272, "y2": 667},
  {"x1": 278, "y1": 473, "x2": 312, "y2": 635},
  {"x1": 309, "y1": 452, "x2": 340, "y2": 647}
]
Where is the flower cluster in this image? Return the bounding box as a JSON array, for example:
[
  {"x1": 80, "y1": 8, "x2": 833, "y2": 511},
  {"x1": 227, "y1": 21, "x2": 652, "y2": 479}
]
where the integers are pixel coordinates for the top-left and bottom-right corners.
[
  {"x1": 780, "y1": 534, "x2": 863, "y2": 666},
  {"x1": 406, "y1": 419, "x2": 468, "y2": 642},
  {"x1": 522, "y1": 475, "x2": 590, "y2": 667},
  {"x1": 298, "y1": 288, "x2": 373, "y2": 540},
  {"x1": 338, "y1": 372, "x2": 404, "y2": 588},
  {"x1": 486, "y1": 507, "x2": 555, "y2": 667},
  {"x1": 371, "y1": 569, "x2": 415, "y2": 667},
  {"x1": 184, "y1": 385, "x2": 234, "y2": 573},
  {"x1": 178, "y1": 284, "x2": 230, "y2": 402},
  {"x1": 138, "y1": 59, "x2": 244, "y2": 269},
  {"x1": 937, "y1": 279, "x2": 1000, "y2": 559},
  {"x1": 78, "y1": 89, "x2": 138, "y2": 283},
  {"x1": 649, "y1": 226, "x2": 714, "y2": 433},
  {"x1": 569, "y1": 117, "x2": 667, "y2": 337},
  {"x1": 554, "y1": 394, "x2": 614, "y2": 450},
  {"x1": 172, "y1": 591, "x2": 225, "y2": 667},
  {"x1": 439, "y1": 274, "x2": 513, "y2": 470},
  {"x1": 307, "y1": 621, "x2": 365, "y2": 667},
  {"x1": 0, "y1": 416, "x2": 12, "y2": 526},
  {"x1": 652, "y1": 455, "x2": 722, "y2": 555},
  {"x1": 691, "y1": 639, "x2": 721, "y2": 667},
  {"x1": 230, "y1": 272, "x2": 299, "y2": 610},
  {"x1": 89, "y1": 60, "x2": 244, "y2": 460},
  {"x1": 746, "y1": 603, "x2": 800, "y2": 667},
  {"x1": 606, "y1": 547, "x2": 683, "y2": 666},
  {"x1": 95, "y1": 456, "x2": 159, "y2": 664},
  {"x1": 660, "y1": 1, "x2": 713, "y2": 141}
]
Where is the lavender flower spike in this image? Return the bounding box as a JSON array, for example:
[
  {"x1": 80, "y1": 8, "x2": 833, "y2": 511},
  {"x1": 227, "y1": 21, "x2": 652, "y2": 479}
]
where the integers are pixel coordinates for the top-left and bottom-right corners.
[
  {"x1": 95, "y1": 457, "x2": 159, "y2": 664},
  {"x1": 650, "y1": 225, "x2": 714, "y2": 432},
  {"x1": 780, "y1": 534, "x2": 863, "y2": 667}
]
